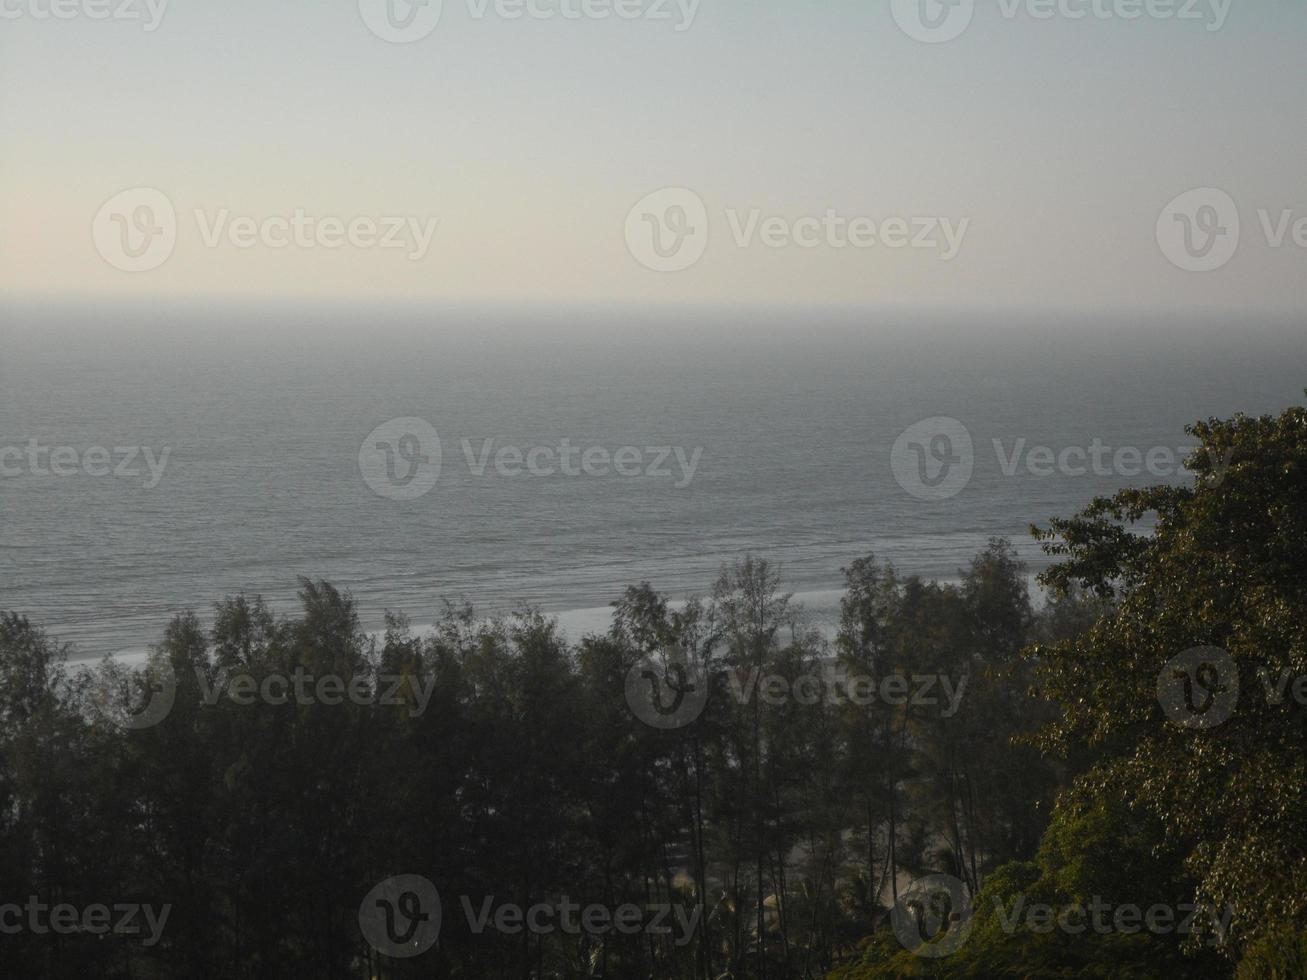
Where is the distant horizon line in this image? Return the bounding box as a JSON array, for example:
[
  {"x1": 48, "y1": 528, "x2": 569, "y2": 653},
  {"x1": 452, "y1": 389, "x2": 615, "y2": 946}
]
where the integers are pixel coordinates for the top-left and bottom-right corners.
[{"x1": 2, "y1": 290, "x2": 1302, "y2": 328}]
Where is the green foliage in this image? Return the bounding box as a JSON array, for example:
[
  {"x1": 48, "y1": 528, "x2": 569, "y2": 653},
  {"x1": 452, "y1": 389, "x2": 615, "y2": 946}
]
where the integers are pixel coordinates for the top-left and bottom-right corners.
[
  {"x1": 1236, "y1": 929, "x2": 1307, "y2": 980},
  {"x1": 0, "y1": 547, "x2": 1058, "y2": 979},
  {"x1": 10, "y1": 398, "x2": 1301, "y2": 978},
  {"x1": 1029, "y1": 403, "x2": 1307, "y2": 957},
  {"x1": 829, "y1": 802, "x2": 1230, "y2": 980},
  {"x1": 826, "y1": 399, "x2": 1307, "y2": 980}
]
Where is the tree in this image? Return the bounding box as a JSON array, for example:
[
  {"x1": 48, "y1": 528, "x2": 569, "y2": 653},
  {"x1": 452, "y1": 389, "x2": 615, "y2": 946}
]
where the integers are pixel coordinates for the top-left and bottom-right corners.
[{"x1": 1028, "y1": 401, "x2": 1307, "y2": 959}]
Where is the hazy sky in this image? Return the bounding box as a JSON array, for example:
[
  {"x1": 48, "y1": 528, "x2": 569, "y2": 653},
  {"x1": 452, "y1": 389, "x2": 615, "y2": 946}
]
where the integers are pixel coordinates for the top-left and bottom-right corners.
[{"x1": 2, "y1": 0, "x2": 1305, "y2": 314}]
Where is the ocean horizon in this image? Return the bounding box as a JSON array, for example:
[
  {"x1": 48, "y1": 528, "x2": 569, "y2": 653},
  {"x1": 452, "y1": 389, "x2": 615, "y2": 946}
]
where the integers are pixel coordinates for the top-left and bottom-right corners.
[{"x1": 3, "y1": 300, "x2": 1304, "y2": 662}]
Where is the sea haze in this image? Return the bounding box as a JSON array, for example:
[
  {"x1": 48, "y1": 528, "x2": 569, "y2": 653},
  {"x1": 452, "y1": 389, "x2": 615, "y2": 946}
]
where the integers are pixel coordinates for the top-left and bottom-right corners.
[{"x1": 2, "y1": 298, "x2": 1303, "y2": 660}]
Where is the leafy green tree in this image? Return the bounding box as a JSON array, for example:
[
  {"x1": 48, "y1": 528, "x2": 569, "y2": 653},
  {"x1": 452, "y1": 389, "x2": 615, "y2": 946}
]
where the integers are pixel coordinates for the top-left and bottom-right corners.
[
  {"x1": 829, "y1": 800, "x2": 1229, "y2": 979},
  {"x1": 1029, "y1": 402, "x2": 1307, "y2": 958}
]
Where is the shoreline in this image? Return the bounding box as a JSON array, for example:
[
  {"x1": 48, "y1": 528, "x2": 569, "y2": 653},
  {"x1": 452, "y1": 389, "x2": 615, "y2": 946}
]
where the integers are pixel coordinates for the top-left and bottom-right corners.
[{"x1": 68, "y1": 576, "x2": 1050, "y2": 669}]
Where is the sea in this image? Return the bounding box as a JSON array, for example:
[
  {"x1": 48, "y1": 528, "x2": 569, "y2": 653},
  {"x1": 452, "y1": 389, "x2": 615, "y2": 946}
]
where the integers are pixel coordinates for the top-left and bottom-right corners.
[{"x1": 2, "y1": 297, "x2": 1303, "y2": 662}]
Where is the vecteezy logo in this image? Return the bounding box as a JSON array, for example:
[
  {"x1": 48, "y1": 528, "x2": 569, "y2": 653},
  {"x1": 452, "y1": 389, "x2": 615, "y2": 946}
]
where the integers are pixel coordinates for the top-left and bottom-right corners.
[
  {"x1": 892, "y1": 873, "x2": 974, "y2": 957},
  {"x1": 92, "y1": 188, "x2": 177, "y2": 273},
  {"x1": 891, "y1": 0, "x2": 975, "y2": 43},
  {"x1": 624, "y1": 188, "x2": 710, "y2": 273},
  {"x1": 101, "y1": 662, "x2": 178, "y2": 731},
  {"x1": 359, "y1": 0, "x2": 443, "y2": 42},
  {"x1": 1158, "y1": 646, "x2": 1239, "y2": 730},
  {"x1": 891, "y1": 418, "x2": 974, "y2": 501},
  {"x1": 359, "y1": 418, "x2": 442, "y2": 501},
  {"x1": 359, "y1": 875, "x2": 442, "y2": 959},
  {"x1": 1156, "y1": 188, "x2": 1240, "y2": 273},
  {"x1": 125, "y1": 663, "x2": 178, "y2": 729},
  {"x1": 625, "y1": 647, "x2": 710, "y2": 729}
]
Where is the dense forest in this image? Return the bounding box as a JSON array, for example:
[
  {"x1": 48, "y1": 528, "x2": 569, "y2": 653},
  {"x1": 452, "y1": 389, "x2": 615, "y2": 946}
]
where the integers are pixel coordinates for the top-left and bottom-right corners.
[{"x1": 2, "y1": 400, "x2": 1305, "y2": 979}]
